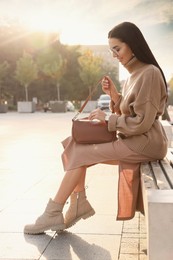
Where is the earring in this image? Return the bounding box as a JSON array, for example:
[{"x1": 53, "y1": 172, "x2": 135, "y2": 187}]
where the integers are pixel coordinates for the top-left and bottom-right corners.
[{"x1": 132, "y1": 53, "x2": 135, "y2": 57}]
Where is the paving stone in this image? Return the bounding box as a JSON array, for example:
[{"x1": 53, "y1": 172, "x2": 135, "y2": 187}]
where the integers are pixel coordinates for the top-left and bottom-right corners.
[
  {"x1": 122, "y1": 233, "x2": 140, "y2": 238},
  {"x1": 119, "y1": 253, "x2": 138, "y2": 260},
  {"x1": 0, "y1": 232, "x2": 54, "y2": 259},
  {"x1": 139, "y1": 238, "x2": 147, "y2": 255},
  {"x1": 139, "y1": 254, "x2": 148, "y2": 260},
  {"x1": 120, "y1": 238, "x2": 139, "y2": 254}
]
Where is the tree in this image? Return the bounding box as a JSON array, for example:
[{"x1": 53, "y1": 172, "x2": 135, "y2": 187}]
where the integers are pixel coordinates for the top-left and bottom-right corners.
[
  {"x1": 102, "y1": 62, "x2": 120, "y2": 92},
  {"x1": 36, "y1": 45, "x2": 66, "y2": 100},
  {"x1": 15, "y1": 52, "x2": 38, "y2": 101},
  {"x1": 78, "y1": 50, "x2": 103, "y2": 98},
  {"x1": 0, "y1": 61, "x2": 10, "y2": 103},
  {"x1": 59, "y1": 45, "x2": 83, "y2": 100}
]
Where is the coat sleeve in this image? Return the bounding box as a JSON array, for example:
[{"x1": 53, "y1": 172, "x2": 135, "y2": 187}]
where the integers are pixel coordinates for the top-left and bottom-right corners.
[
  {"x1": 108, "y1": 67, "x2": 167, "y2": 136},
  {"x1": 110, "y1": 94, "x2": 122, "y2": 114}
]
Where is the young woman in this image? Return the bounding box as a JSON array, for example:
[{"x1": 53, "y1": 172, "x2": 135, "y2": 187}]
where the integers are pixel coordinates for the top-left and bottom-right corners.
[{"x1": 24, "y1": 22, "x2": 168, "y2": 234}]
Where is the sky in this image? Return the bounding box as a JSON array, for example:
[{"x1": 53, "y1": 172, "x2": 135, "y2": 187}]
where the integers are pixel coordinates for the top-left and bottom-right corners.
[{"x1": 0, "y1": 0, "x2": 173, "y2": 81}]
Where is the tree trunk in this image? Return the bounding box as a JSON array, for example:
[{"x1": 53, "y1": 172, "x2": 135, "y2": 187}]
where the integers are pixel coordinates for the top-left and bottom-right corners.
[
  {"x1": 57, "y1": 83, "x2": 60, "y2": 101},
  {"x1": 25, "y1": 84, "x2": 28, "y2": 101},
  {"x1": 88, "y1": 86, "x2": 92, "y2": 100}
]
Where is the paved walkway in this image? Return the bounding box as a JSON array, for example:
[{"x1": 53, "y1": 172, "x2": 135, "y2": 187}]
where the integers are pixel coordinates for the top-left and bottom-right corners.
[{"x1": 0, "y1": 112, "x2": 147, "y2": 260}]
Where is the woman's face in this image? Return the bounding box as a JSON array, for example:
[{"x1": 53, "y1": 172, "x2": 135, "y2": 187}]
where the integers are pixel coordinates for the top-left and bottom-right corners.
[{"x1": 108, "y1": 38, "x2": 134, "y2": 66}]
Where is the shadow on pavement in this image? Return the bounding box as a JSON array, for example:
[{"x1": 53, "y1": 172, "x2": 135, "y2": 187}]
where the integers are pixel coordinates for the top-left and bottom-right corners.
[{"x1": 24, "y1": 230, "x2": 112, "y2": 260}]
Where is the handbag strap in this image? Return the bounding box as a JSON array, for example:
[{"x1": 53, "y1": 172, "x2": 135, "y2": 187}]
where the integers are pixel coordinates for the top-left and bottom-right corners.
[{"x1": 72, "y1": 76, "x2": 114, "y2": 121}]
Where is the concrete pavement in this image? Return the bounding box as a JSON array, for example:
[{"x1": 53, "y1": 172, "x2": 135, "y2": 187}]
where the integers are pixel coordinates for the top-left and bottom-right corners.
[{"x1": 0, "y1": 112, "x2": 147, "y2": 260}]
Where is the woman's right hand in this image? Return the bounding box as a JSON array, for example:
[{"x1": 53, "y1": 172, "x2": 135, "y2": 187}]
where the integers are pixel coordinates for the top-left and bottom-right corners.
[{"x1": 101, "y1": 76, "x2": 118, "y2": 96}]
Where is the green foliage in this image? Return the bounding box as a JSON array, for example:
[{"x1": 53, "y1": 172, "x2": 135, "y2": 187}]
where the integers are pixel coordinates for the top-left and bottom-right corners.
[
  {"x1": 0, "y1": 61, "x2": 10, "y2": 83},
  {"x1": 37, "y1": 47, "x2": 65, "y2": 81},
  {"x1": 60, "y1": 45, "x2": 83, "y2": 100},
  {"x1": 15, "y1": 52, "x2": 38, "y2": 101},
  {"x1": 36, "y1": 45, "x2": 66, "y2": 100},
  {"x1": 78, "y1": 50, "x2": 103, "y2": 96},
  {"x1": 0, "y1": 61, "x2": 10, "y2": 102}
]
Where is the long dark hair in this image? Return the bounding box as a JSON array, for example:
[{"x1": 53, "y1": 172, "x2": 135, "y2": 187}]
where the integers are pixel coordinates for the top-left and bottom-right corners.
[{"x1": 108, "y1": 22, "x2": 167, "y2": 90}]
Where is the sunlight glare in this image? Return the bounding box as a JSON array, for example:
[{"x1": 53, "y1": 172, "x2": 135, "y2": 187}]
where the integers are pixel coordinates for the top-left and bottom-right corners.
[
  {"x1": 60, "y1": 22, "x2": 91, "y2": 45},
  {"x1": 22, "y1": 9, "x2": 99, "y2": 45},
  {"x1": 25, "y1": 12, "x2": 61, "y2": 33}
]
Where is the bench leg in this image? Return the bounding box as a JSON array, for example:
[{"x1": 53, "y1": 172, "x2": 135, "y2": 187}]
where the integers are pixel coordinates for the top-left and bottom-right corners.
[{"x1": 145, "y1": 190, "x2": 173, "y2": 260}]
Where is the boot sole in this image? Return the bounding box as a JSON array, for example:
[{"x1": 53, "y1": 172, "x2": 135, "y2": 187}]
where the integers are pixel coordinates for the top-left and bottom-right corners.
[
  {"x1": 65, "y1": 208, "x2": 95, "y2": 229},
  {"x1": 24, "y1": 224, "x2": 66, "y2": 235},
  {"x1": 51, "y1": 223, "x2": 66, "y2": 232}
]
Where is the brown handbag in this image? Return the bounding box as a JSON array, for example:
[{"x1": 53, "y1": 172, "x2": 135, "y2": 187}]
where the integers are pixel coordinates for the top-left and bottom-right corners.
[{"x1": 72, "y1": 78, "x2": 117, "y2": 144}]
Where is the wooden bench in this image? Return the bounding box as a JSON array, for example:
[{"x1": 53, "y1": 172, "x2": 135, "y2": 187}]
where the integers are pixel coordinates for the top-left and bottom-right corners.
[{"x1": 140, "y1": 148, "x2": 173, "y2": 260}]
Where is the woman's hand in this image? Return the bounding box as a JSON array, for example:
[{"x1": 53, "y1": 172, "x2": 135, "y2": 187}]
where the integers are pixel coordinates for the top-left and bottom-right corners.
[
  {"x1": 88, "y1": 108, "x2": 106, "y2": 122},
  {"x1": 101, "y1": 76, "x2": 119, "y2": 100}
]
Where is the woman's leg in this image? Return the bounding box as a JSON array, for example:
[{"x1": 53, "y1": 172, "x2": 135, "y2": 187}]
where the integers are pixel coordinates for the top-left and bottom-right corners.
[
  {"x1": 53, "y1": 166, "x2": 86, "y2": 204},
  {"x1": 24, "y1": 167, "x2": 87, "y2": 234},
  {"x1": 63, "y1": 167, "x2": 95, "y2": 228},
  {"x1": 73, "y1": 170, "x2": 86, "y2": 192}
]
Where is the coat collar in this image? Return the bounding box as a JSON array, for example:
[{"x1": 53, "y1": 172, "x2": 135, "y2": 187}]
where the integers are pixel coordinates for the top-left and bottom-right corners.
[{"x1": 124, "y1": 57, "x2": 146, "y2": 74}]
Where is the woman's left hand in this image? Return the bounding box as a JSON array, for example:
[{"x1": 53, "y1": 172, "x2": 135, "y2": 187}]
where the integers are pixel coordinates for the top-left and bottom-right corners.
[{"x1": 88, "y1": 108, "x2": 106, "y2": 122}]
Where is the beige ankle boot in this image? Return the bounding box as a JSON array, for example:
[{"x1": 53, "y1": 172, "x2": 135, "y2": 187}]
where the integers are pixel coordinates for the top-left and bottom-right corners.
[
  {"x1": 64, "y1": 190, "x2": 95, "y2": 228},
  {"x1": 24, "y1": 199, "x2": 65, "y2": 234}
]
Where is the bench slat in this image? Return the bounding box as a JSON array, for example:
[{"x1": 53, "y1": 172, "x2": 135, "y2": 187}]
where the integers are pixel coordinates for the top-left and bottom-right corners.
[
  {"x1": 166, "y1": 148, "x2": 173, "y2": 167},
  {"x1": 159, "y1": 159, "x2": 173, "y2": 188},
  {"x1": 150, "y1": 161, "x2": 171, "y2": 189},
  {"x1": 140, "y1": 163, "x2": 157, "y2": 189}
]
